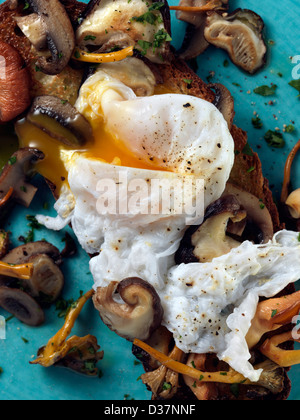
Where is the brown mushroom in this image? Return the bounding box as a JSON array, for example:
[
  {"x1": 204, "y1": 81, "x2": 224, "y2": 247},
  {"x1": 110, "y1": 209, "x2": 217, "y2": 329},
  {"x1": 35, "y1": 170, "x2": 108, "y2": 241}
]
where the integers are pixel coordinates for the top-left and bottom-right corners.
[
  {"x1": 223, "y1": 183, "x2": 274, "y2": 243},
  {"x1": 0, "y1": 286, "x2": 44, "y2": 326},
  {"x1": 14, "y1": 13, "x2": 47, "y2": 52},
  {"x1": 176, "y1": 0, "x2": 229, "y2": 60},
  {"x1": 93, "y1": 277, "x2": 164, "y2": 342},
  {"x1": 209, "y1": 83, "x2": 235, "y2": 130},
  {"x1": 183, "y1": 353, "x2": 218, "y2": 400},
  {"x1": 76, "y1": 0, "x2": 172, "y2": 64},
  {"x1": 25, "y1": 0, "x2": 76, "y2": 75},
  {"x1": 0, "y1": 148, "x2": 45, "y2": 221},
  {"x1": 204, "y1": 9, "x2": 267, "y2": 74},
  {"x1": 175, "y1": 195, "x2": 247, "y2": 264},
  {"x1": 140, "y1": 345, "x2": 184, "y2": 399},
  {"x1": 26, "y1": 95, "x2": 93, "y2": 147},
  {"x1": 0, "y1": 241, "x2": 64, "y2": 304},
  {"x1": 246, "y1": 290, "x2": 300, "y2": 350},
  {"x1": 30, "y1": 289, "x2": 104, "y2": 375},
  {"x1": 0, "y1": 41, "x2": 31, "y2": 123}
]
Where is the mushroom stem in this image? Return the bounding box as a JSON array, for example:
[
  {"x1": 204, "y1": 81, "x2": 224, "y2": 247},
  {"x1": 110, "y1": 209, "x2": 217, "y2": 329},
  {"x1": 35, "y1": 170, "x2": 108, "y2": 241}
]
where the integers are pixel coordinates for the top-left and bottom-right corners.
[
  {"x1": 170, "y1": 2, "x2": 226, "y2": 13},
  {"x1": 281, "y1": 139, "x2": 300, "y2": 203},
  {"x1": 0, "y1": 261, "x2": 34, "y2": 280},
  {"x1": 0, "y1": 187, "x2": 13, "y2": 207},
  {"x1": 246, "y1": 290, "x2": 300, "y2": 350},
  {"x1": 31, "y1": 289, "x2": 94, "y2": 367},
  {"x1": 134, "y1": 339, "x2": 284, "y2": 393},
  {"x1": 260, "y1": 330, "x2": 300, "y2": 367},
  {"x1": 72, "y1": 46, "x2": 134, "y2": 64}
]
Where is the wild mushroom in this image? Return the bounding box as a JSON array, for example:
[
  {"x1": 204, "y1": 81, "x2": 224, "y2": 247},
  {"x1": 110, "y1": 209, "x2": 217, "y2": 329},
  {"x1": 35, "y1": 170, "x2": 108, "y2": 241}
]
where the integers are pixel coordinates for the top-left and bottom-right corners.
[
  {"x1": 209, "y1": 83, "x2": 235, "y2": 130},
  {"x1": 31, "y1": 289, "x2": 104, "y2": 376},
  {"x1": 175, "y1": 195, "x2": 247, "y2": 264},
  {"x1": 0, "y1": 286, "x2": 45, "y2": 326},
  {"x1": 14, "y1": 13, "x2": 47, "y2": 52},
  {"x1": 140, "y1": 345, "x2": 184, "y2": 399},
  {"x1": 93, "y1": 277, "x2": 164, "y2": 342},
  {"x1": 134, "y1": 338, "x2": 285, "y2": 394},
  {"x1": 260, "y1": 330, "x2": 300, "y2": 368},
  {"x1": 175, "y1": 0, "x2": 229, "y2": 61},
  {"x1": 24, "y1": 0, "x2": 76, "y2": 75},
  {"x1": 223, "y1": 183, "x2": 274, "y2": 243},
  {"x1": 26, "y1": 96, "x2": 93, "y2": 147},
  {"x1": 76, "y1": 0, "x2": 172, "y2": 64},
  {"x1": 0, "y1": 241, "x2": 64, "y2": 304},
  {"x1": 246, "y1": 290, "x2": 300, "y2": 350},
  {"x1": 183, "y1": 353, "x2": 218, "y2": 400},
  {"x1": 0, "y1": 41, "x2": 31, "y2": 122},
  {"x1": 0, "y1": 148, "x2": 44, "y2": 221},
  {"x1": 204, "y1": 9, "x2": 267, "y2": 74}
]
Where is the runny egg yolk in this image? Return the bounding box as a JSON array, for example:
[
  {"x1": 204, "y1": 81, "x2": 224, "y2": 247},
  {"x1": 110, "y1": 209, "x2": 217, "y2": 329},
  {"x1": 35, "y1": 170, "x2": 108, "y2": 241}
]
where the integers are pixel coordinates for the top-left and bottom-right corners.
[{"x1": 15, "y1": 112, "x2": 165, "y2": 195}]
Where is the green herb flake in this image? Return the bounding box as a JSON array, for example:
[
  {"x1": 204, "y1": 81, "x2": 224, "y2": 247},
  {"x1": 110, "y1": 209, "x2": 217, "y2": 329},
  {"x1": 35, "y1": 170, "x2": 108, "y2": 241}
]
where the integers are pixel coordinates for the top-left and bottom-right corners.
[
  {"x1": 271, "y1": 309, "x2": 278, "y2": 318},
  {"x1": 264, "y1": 130, "x2": 285, "y2": 148},
  {"x1": 252, "y1": 116, "x2": 263, "y2": 129},
  {"x1": 84, "y1": 35, "x2": 97, "y2": 41},
  {"x1": 285, "y1": 124, "x2": 295, "y2": 133},
  {"x1": 288, "y1": 80, "x2": 300, "y2": 97},
  {"x1": 242, "y1": 143, "x2": 254, "y2": 156},
  {"x1": 254, "y1": 84, "x2": 277, "y2": 96},
  {"x1": 8, "y1": 156, "x2": 17, "y2": 166},
  {"x1": 162, "y1": 382, "x2": 172, "y2": 391}
]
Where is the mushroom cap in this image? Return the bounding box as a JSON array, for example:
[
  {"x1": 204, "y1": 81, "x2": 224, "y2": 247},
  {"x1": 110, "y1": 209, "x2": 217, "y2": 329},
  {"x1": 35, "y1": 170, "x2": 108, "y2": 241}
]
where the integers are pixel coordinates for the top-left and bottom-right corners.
[{"x1": 93, "y1": 277, "x2": 164, "y2": 342}]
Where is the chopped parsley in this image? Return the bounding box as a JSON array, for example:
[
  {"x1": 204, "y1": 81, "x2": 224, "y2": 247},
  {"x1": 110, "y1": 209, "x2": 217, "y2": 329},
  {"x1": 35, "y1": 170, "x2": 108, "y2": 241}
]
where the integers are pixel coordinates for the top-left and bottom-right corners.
[
  {"x1": 289, "y1": 79, "x2": 300, "y2": 97},
  {"x1": 8, "y1": 156, "x2": 17, "y2": 166},
  {"x1": 84, "y1": 35, "x2": 97, "y2": 41},
  {"x1": 252, "y1": 116, "x2": 263, "y2": 129},
  {"x1": 271, "y1": 309, "x2": 278, "y2": 318},
  {"x1": 264, "y1": 130, "x2": 285, "y2": 148},
  {"x1": 131, "y1": 3, "x2": 164, "y2": 25},
  {"x1": 254, "y1": 84, "x2": 277, "y2": 96}
]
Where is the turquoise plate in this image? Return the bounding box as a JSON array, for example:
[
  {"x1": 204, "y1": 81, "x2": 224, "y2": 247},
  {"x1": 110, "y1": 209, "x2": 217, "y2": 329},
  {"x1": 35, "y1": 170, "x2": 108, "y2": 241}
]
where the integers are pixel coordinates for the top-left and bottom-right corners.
[{"x1": 0, "y1": 0, "x2": 299, "y2": 401}]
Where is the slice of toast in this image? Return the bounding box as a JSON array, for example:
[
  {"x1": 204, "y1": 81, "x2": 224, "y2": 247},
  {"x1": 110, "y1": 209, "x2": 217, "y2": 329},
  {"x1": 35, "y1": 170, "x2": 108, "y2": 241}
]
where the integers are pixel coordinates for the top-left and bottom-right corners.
[{"x1": 0, "y1": 0, "x2": 288, "y2": 400}]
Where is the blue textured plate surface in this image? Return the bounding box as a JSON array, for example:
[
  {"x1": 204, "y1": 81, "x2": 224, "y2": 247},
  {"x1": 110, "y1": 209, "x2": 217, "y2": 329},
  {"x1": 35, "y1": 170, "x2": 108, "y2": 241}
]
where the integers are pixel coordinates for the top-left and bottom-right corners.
[{"x1": 0, "y1": 0, "x2": 299, "y2": 401}]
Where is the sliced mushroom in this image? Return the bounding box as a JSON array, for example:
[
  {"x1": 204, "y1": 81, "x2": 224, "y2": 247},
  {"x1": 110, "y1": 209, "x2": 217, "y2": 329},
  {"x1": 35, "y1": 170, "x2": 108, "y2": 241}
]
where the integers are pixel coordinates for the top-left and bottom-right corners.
[
  {"x1": 26, "y1": 96, "x2": 93, "y2": 147},
  {"x1": 76, "y1": 0, "x2": 172, "y2": 64},
  {"x1": 93, "y1": 277, "x2": 164, "y2": 342},
  {"x1": 176, "y1": 195, "x2": 247, "y2": 264},
  {"x1": 2, "y1": 241, "x2": 61, "y2": 265},
  {"x1": 14, "y1": 13, "x2": 47, "y2": 51},
  {"x1": 0, "y1": 286, "x2": 44, "y2": 326},
  {"x1": 223, "y1": 183, "x2": 274, "y2": 243},
  {"x1": 176, "y1": 0, "x2": 229, "y2": 60},
  {"x1": 26, "y1": 0, "x2": 75, "y2": 75},
  {"x1": 0, "y1": 148, "x2": 44, "y2": 221},
  {"x1": 209, "y1": 83, "x2": 235, "y2": 130},
  {"x1": 0, "y1": 241, "x2": 64, "y2": 303},
  {"x1": 0, "y1": 41, "x2": 31, "y2": 123},
  {"x1": 204, "y1": 9, "x2": 267, "y2": 74}
]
